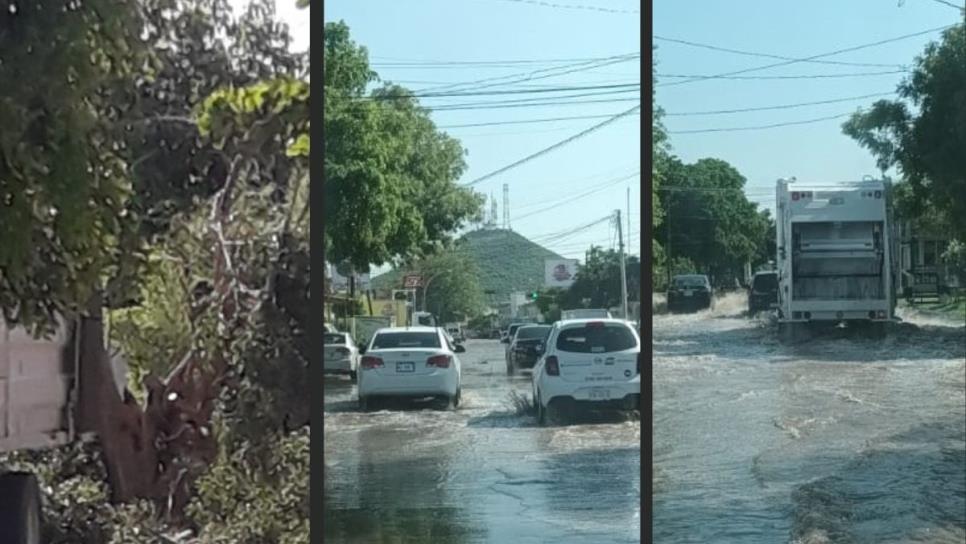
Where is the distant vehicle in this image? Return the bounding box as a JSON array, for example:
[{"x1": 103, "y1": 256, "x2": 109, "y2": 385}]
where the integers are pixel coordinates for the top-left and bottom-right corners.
[
  {"x1": 323, "y1": 332, "x2": 360, "y2": 381},
  {"x1": 507, "y1": 324, "x2": 552, "y2": 375},
  {"x1": 357, "y1": 326, "x2": 465, "y2": 411},
  {"x1": 560, "y1": 309, "x2": 611, "y2": 320},
  {"x1": 775, "y1": 178, "x2": 897, "y2": 339},
  {"x1": 502, "y1": 322, "x2": 529, "y2": 366},
  {"x1": 412, "y1": 311, "x2": 437, "y2": 327},
  {"x1": 445, "y1": 323, "x2": 465, "y2": 343},
  {"x1": 748, "y1": 271, "x2": 779, "y2": 315},
  {"x1": 666, "y1": 274, "x2": 714, "y2": 312},
  {"x1": 531, "y1": 319, "x2": 641, "y2": 425}
]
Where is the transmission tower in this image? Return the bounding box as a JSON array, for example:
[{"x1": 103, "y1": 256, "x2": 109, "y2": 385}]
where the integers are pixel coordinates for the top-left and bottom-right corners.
[{"x1": 502, "y1": 183, "x2": 510, "y2": 230}]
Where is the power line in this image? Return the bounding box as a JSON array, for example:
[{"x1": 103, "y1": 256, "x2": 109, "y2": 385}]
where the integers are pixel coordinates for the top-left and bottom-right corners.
[
  {"x1": 665, "y1": 91, "x2": 895, "y2": 117},
  {"x1": 657, "y1": 25, "x2": 953, "y2": 88},
  {"x1": 482, "y1": 0, "x2": 640, "y2": 14},
  {"x1": 427, "y1": 95, "x2": 640, "y2": 112},
  {"x1": 414, "y1": 53, "x2": 639, "y2": 94},
  {"x1": 667, "y1": 112, "x2": 852, "y2": 134},
  {"x1": 463, "y1": 103, "x2": 641, "y2": 186},
  {"x1": 362, "y1": 83, "x2": 640, "y2": 100},
  {"x1": 926, "y1": 0, "x2": 964, "y2": 10},
  {"x1": 371, "y1": 54, "x2": 638, "y2": 66},
  {"x1": 656, "y1": 70, "x2": 908, "y2": 80},
  {"x1": 654, "y1": 35, "x2": 906, "y2": 69},
  {"x1": 436, "y1": 111, "x2": 642, "y2": 129},
  {"x1": 512, "y1": 171, "x2": 640, "y2": 222}
]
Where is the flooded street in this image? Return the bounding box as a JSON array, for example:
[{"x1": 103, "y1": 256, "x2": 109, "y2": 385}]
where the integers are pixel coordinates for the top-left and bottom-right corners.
[
  {"x1": 323, "y1": 339, "x2": 640, "y2": 544},
  {"x1": 653, "y1": 293, "x2": 966, "y2": 544}
]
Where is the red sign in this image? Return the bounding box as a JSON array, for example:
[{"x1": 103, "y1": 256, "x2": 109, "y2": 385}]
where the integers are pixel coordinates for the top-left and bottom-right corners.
[{"x1": 403, "y1": 274, "x2": 422, "y2": 288}]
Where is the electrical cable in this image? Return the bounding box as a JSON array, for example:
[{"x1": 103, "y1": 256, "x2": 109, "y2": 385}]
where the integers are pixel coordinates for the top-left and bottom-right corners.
[
  {"x1": 657, "y1": 25, "x2": 954, "y2": 88},
  {"x1": 463, "y1": 103, "x2": 640, "y2": 186}
]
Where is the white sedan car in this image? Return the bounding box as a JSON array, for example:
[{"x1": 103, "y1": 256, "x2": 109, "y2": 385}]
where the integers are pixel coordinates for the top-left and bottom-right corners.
[
  {"x1": 532, "y1": 318, "x2": 641, "y2": 425},
  {"x1": 324, "y1": 331, "x2": 359, "y2": 381},
  {"x1": 358, "y1": 326, "x2": 465, "y2": 411}
]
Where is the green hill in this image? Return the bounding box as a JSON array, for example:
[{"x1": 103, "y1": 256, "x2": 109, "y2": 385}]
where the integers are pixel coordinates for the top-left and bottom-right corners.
[{"x1": 370, "y1": 228, "x2": 564, "y2": 306}]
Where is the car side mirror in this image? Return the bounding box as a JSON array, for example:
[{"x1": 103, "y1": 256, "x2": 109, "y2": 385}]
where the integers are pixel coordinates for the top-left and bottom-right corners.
[{"x1": 454, "y1": 344, "x2": 466, "y2": 353}]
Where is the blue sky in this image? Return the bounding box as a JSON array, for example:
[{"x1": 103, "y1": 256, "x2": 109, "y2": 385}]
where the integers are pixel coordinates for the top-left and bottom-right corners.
[
  {"x1": 654, "y1": 0, "x2": 962, "y2": 216},
  {"x1": 321, "y1": 0, "x2": 642, "y2": 263}
]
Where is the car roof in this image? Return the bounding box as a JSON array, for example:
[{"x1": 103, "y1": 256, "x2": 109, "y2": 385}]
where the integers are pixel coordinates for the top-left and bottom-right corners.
[
  {"x1": 555, "y1": 318, "x2": 633, "y2": 327},
  {"x1": 375, "y1": 326, "x2": 439, "y2": 333}
]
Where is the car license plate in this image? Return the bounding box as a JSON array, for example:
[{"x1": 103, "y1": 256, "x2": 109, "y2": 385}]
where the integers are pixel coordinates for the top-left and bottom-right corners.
[
  {"x1": 684, "y1": 289, "x2": 693, "y2": 297},
  {"x1": 589, "y1": 388, "x2": 611, "y2": 400},
  {"x1": 396, "y1": 362, "x2": 414, "y2": 373}
]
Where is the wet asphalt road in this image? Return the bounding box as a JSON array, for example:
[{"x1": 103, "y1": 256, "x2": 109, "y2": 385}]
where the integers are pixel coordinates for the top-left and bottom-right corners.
[
  {"x1": 653, "y1": 294, "x2": 966, "y2": 544},
  {"x1": 323, "y1": 339, "x2": 640, "y2": 544}
]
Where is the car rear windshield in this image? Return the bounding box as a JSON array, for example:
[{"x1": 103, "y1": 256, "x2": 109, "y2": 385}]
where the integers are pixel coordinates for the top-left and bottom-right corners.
[
  {"x1": 324, "y1": 333, "x2": 347, "y2": 345},
  {"x1": 753, "y1": 274, "x2": 778, "y2": 291},
  {"x1": 516, "y1": 326, "x2": 550, "y2": 340},
  {"x1": 556, "y1": 324, "x2": 637, "y2": 353},
  {"x1": 672, "y1": 276, "x2": 707, "y2": 288},
  {"x1": 371, "y1": 332, "x2": 441, "y2": 349}
]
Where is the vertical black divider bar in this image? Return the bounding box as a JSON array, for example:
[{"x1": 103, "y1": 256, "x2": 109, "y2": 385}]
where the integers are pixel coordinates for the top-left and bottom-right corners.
[
  {"x1": 310, "y1": 1, "x2": 324, "y2": 542},
  {"x1": 641, "y1": 1, "x2": 654, "y2": 542}
]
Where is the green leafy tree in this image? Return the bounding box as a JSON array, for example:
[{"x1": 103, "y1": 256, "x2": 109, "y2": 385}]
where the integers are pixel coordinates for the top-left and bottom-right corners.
[
  {"x1": 842, "y1": 24, "x2": 966, "y2": 242},
  {"x1": 0, "y1": 0, "x2": 144, "y2": 332},
  {"x1": 414, "y1": 251, "x2": 486, "y2": 322},
  {"x1": 656, "y1": 157, "x2": 770, "y2": 286},
  {"x1": 561, "y1": 247, "x2": 641, "y2": 310},
  {"x1": 324, "y1": 21, "x2": 484, "y2": 271}
]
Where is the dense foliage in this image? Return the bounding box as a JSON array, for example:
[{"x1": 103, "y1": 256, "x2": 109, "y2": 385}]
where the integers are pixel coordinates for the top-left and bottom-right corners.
[
  {"x1": 654, "y1": 157, "x2": 772, "y2": 288},
  {"x1": 843, "y1": 23, "x2": 966, "y2": 242},
  {"x1": 324, "y1": 21, "x2": 484, "y2": 272},
  {"x1": 1, "y1": 0, "x2": 309, "y2": 541}
]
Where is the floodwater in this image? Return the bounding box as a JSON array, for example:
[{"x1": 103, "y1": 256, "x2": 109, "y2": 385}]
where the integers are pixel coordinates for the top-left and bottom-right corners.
[
  {"x1": 653, "y1": 292, "x2": 966, "y2": 544},
  {"x1": 323, "y1": 339, "x2": 641, "y2": 544}
]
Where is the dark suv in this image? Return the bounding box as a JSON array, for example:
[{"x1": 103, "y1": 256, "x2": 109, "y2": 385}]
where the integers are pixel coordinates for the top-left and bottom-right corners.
[
  {"x1": 748, "y1": 271, "x2": 778, "y2": 315},
  {"x1": 667, "y1": 274, "x2": 713, "y2": 313},
  {"x1": 507, "y1": 324, "x2": 551, "y2": 375}
]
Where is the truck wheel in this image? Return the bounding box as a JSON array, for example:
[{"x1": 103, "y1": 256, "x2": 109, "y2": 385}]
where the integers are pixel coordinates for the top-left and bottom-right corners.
[
  {"x1": 537, "y1": 398, "x2": 547, "y2": 426},
  {"x1": 0, "y1": 472, "x2": 43, "y2": 544}
]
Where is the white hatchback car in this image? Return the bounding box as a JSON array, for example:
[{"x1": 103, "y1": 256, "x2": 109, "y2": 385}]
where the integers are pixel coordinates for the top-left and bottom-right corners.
[
  {"x1": 323, "y1": 331, "x2": 359, "y2": 381},
  {"x1": 532, "y1": 318, "x2": 641, "y2": 425},
  {"x1": 358, "y1": 326, "x2": 465, "y2": 411}
]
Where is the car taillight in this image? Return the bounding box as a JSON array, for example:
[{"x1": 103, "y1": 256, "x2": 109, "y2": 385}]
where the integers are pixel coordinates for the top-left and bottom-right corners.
[
  {"x1": 427, "y1": 354, "x2": 452, "y2": 368},
  {"x1": 545, "y1": 355, "x2": 560, "y2": 376},
  {"x1": 361, "y1": 356, "x2": 384, "y2": 369}
]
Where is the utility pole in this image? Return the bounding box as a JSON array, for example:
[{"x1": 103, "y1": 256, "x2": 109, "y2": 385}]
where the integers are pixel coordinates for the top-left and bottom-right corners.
[
  {"x1": 616, "y1": 209, "x2": 629, "y2": 320},
  {"x1": 666, "y1": 192, "x2": 672, "y2": 287}
]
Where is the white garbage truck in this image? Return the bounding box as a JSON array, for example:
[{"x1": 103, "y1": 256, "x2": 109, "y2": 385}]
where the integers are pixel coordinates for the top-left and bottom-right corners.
[{"x1": 775, "y1": 178, "x2": 898, "y2": 340}]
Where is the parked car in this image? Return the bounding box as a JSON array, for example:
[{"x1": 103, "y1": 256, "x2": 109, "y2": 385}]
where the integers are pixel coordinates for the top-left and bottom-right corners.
[
  {"x1": 445, "y1": 323, "x2": 465, "y2": 343},
  {"x1": 323, "y1": 332, "x2": 359, "y2": 381},
  {"x1": 748, "y1": 270, "x2": 779, "y2": 315},
  {"x1": 532, "y1": 319, "x2": 640, "y2": 425},
  {"x1": 502, "y1": 322, "x2": 528, "y2": 364},
  {"x1": 666, "y1": 274, "x2": 714, "y2": 313},
  {"x1": 357, "y1": 327, "x2": 464, "y2": 411},
  {"x1": 507, "y1": 324, "x2": 552, "y2": 375}
]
